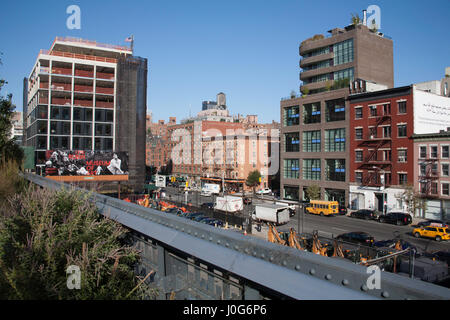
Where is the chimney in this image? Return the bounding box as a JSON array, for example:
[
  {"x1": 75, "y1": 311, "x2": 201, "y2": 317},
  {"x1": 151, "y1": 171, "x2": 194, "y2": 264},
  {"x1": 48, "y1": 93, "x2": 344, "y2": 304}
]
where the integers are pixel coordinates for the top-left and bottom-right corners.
[{"x1": 363, "y1": 9, "x2": 367, "y2": 26}]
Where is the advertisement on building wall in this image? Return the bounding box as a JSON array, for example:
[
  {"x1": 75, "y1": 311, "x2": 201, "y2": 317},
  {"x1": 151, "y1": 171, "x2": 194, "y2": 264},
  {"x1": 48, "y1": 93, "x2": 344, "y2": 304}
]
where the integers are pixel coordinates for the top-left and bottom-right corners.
[
  {"x1": 44, "y1": 150, "x2": 129, "y2": 177},
  {"x1": 414, "y1": 88, "x2": 450, "y2": 134}
]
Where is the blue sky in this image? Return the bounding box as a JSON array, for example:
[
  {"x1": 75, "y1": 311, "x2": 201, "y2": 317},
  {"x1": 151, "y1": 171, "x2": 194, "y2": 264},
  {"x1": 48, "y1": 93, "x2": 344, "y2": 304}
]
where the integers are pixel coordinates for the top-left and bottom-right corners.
[{"x1": 0, "y1": 0, "x2": 449, "y2": 123}]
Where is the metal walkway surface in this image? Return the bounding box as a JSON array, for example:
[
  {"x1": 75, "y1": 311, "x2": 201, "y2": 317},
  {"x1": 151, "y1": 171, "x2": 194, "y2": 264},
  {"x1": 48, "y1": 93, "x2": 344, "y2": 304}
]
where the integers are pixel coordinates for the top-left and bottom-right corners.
[{"x1": 23, "y1": 173, "x2": 450, "y2": 300}]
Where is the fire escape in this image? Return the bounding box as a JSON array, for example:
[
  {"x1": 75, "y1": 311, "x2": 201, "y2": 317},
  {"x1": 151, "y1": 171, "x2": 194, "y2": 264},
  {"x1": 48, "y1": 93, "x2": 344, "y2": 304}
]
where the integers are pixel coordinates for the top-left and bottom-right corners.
[
  {"x1": 418, "y1": 159, "x2": 439, "y2": 198},
  {"x1": 358, "y1": 107, "x2": 392, "y2": 187}
]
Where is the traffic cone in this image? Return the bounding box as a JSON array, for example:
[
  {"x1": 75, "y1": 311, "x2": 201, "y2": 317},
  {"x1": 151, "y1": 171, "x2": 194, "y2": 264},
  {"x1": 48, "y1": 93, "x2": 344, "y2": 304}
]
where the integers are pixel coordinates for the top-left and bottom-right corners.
[{"x1": 244, "y1": 229, "x2": 247, "y2": 236}]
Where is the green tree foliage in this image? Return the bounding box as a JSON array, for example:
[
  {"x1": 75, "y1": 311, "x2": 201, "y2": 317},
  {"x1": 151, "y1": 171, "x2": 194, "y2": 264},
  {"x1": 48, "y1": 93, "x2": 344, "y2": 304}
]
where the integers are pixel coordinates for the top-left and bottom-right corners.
[
  {"x1": 0, "y1": 56, "x2": 24, "y2": 163},
  {"x1": 306, "y1": 184, "x2": 321, "y2": 201},
  {"x1": 400, "y1": 184, "x2": 427, "y2": 217},
  {"x1": 0, "y1": 186, "x2": 154, "y2": 299},
  {"x1": 351, "y1": 13, "x2": 361, "y2": 25},
  {"x1": 246, "y1": 170, "x2": 261, "y2": 193}
]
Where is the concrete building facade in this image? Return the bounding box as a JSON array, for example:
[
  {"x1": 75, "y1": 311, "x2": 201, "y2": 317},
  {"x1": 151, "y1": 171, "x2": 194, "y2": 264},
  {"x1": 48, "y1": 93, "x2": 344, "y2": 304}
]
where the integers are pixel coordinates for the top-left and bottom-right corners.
[{"x1": 280, "y1": 17, "x2": 394, "y2": 206}]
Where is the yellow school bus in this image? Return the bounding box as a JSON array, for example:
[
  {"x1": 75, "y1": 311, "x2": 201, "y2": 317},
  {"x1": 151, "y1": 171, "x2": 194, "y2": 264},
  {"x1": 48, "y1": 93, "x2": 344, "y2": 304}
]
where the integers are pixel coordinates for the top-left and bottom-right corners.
[{"x1": 306, "y1": 200, "x2": 339, "y2": 216}]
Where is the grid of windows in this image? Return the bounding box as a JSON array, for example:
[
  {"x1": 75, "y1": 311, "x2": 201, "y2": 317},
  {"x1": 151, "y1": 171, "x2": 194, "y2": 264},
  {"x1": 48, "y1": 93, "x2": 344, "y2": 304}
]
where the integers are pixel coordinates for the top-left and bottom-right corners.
[
  {"x1": 303, "y1": 102, "x2": 321, "y2": 124},
  {"x1": 334, "y1": 67, "x2": 354, "y2": 81},
  {"x1": 284, "y1": 132, "x2": 300, "y2": 152},
  {"x1": 303, "y1": 159, "x2": 321, "y2": 180},
  {"x1": 283, "y1": 159, "x2": 300, "y2": 179},
  {"x1": 303, "y1": 73, "x2": 330, "y2": 85},
  {"x1": 333, "y1": 39, "x2": 354, "y2": 66},
  {"x1": 325, "y1": 99, "x2": 345, "y2": 122},
  {"x1": 302, "y1": 46, "x2": 330, "y2": 58},
  {"x1": 325, "y1": 159, "x2": 346, "y2": 182},
  {"x1": 325, "y1": 128, "x2": 345, "y2": 152},
  {"x1": 302, "y1": 60, "x2": 331, "y2": 71},
  {"x1": 283, "y1": 106, "x2": 300, "y2": 126},
  {"x1": 303, "y1": 130, "x2": 321, "y2": 152}
]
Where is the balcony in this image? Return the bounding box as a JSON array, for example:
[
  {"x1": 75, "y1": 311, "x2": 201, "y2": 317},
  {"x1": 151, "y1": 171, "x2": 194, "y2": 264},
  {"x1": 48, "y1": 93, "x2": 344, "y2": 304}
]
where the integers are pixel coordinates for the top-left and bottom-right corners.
[
  {"x1": 96, "y1": 72, "x2": 115, "y2": 80},
  {"x1": 300, "y1": 52, "x2": 334, "y2": 68},
  {"x1": 96, "y1": 87, "x2": 114, "y2": 95},
  {"x1": 51, "y1": 67, "x2": 72, "y2": 76}
]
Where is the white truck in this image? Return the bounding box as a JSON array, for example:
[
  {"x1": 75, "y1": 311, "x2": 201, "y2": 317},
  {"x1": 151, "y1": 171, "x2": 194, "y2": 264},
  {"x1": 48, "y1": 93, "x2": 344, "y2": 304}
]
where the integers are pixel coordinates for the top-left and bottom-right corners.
[
  {"x1": 214, "y1": 195, "x2": 243, "y2": 213},
  {"x1": 201, "y1": 183, "x2": 220, "y2": 196},
  {"x1": 275, "y1": 201, "x2": 296, "y2": 217},
  {"x1": 252, "y1": 203, "x2": 290, "y2": 225}
]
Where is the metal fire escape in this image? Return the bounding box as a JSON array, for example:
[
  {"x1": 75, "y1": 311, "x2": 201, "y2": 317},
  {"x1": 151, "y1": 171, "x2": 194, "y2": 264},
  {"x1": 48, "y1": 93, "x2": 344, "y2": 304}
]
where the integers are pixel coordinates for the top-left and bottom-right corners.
[
  {"x1": 358, "y1": 110, "x2": 392, "y2": 187},
  {"x1": 418, "y1": 159, "x2": 439, "y2": 198}
]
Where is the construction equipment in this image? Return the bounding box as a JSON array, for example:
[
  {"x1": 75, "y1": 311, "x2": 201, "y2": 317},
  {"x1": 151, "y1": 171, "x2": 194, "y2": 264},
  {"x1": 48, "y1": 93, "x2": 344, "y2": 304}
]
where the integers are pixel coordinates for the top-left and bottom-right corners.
[
  {"x1": 312, "y1": 230, "x2": 328, "y2": 257},
  {"x1": 332, "y1": 240, "x2": 345, "y2": 258},
  {"x1": 268, "y1": 224, "x2": 286, "y2": 246},
  {"x1": 288, "y1": 228, "x2": 304, "y2": 250}
]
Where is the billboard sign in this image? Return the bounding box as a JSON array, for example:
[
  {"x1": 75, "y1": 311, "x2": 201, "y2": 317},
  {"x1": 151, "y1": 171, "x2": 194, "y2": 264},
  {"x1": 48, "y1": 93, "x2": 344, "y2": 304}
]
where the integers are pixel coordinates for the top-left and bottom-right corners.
[
  {"x1": 44, "y1": 150, "x2": 129, "y2": 177},
  {"x1": 413, "y1": 87, "x2": 450, "y2": 134}
]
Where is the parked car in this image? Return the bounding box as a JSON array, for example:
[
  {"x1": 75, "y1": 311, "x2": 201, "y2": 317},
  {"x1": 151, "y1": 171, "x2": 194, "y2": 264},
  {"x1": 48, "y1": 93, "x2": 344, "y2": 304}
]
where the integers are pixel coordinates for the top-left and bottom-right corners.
[
  {"x1": 350, "y1": 209, "x2": 378, "y2": 220},
  {"x1": 373, "y1": 239, "x2": 416, "y2": 251},
  {"x1": 338, "y1": 205, "x2": 348, "y2": 215},
  {"x1": 201, "y1": 202, "x2": 214, "y2": 210},
  {"x1": 417, "y1": 219, "x2": 449, "y2": 228},
  {"x1": 243, "y1": 197, "x2": 252, "y2": 205},
  {"x1": 192, "y1": 215, "x2": 209, "y2": 222},
  {"x1": 201, "y1": 218, "x2": 224, "y2": 227},
  {"x1": 256, "y1": 188, "x2": 272, "y2": 195},
  {"x1": 378, "y1": 212, "x2": 412, "y2": 226},
  {"x1": 335, "y1": 232, "x2": 375, "y2": 246},
  {"x1": 413, "y1": 226, "x2": 450, "y2": 242}
]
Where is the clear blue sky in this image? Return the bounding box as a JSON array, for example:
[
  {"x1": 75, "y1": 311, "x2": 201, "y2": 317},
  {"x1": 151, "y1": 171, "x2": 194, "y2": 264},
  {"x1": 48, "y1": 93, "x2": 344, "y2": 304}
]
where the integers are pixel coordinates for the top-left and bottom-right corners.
[{"x1": 0, "y1": 0, "x2": 449, "y2": 123}]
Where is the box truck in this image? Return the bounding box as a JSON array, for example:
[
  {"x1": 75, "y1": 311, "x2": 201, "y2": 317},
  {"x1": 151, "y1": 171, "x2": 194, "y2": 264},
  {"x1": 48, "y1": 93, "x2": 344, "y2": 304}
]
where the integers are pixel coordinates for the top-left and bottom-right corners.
[
  {"x1": 252, "y1": 203, "x2": 290, "y2": 225},
  {"x1": 201, "y1": 183, "x2": 220, "y2": 196},
  {"x1": 214, "y1": 195, "x2": 243, "y2": 213}
]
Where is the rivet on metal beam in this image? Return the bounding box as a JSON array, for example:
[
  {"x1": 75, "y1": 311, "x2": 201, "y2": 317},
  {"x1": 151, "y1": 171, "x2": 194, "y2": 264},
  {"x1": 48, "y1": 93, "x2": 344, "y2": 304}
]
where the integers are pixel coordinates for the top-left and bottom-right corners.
[
  {"x1": 295, "y1": 265, "x2": 301, "y2": 271},
  {"x1": 217, "y1": 240, "x2": 221, "y2": 244},
  {"x1": 325, "y1": 274, "x2": 332, "y2": 281},
  {"x1": 309, "y1": 269, "x2": 316, "y2": 275},
  {"x1": 381, "y1": 291, "x2": 390, "y2": 298},
  {"x1": 269, "y1": 256, "x2": 274, "y2": 262},
  {"x1": 261, "y1": 253, "x2": 266, "y2": 259},
  {"x1": 209, "y1": 237, "x2": 213, "y2": 241},
  {"x1": 342, "y1": 279, "x2": 349, "y2": 286}
]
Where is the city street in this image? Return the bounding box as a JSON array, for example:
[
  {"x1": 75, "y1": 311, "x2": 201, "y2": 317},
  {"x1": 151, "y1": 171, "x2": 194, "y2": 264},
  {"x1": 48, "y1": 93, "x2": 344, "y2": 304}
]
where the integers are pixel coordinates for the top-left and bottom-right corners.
[{"x1": 160, "y1": 186, "x2": 450, "y2": 254}]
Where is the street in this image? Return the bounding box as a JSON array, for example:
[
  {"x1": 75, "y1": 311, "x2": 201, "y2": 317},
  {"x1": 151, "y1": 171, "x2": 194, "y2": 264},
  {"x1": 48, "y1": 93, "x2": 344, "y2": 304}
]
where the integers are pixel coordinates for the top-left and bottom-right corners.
[{"x1": 160, "y1": 186, "x2": 450, "y2": 254}]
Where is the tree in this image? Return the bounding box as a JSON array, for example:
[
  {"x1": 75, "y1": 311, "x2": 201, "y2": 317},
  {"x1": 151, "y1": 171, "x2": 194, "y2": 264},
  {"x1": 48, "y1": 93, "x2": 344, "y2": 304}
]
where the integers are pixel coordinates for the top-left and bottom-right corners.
[
  {"x1": 400, "y1": 184, "x2": 427, "y2": 217},
  {"x1": 0, "y1": 186, "x2": 155, "y2": 299},
  {"x1": 246, "y1": 170, "x2": 261, "y2": 194},
  {"x1": 0, "y1": 56, "x2": 24, "y2": 164},
  {"x1": 351, "y1": 13, "x2": 361, "y2": 25},
  {"x1": 306, "y1": 184, "x2": 321, "y2": 201}
]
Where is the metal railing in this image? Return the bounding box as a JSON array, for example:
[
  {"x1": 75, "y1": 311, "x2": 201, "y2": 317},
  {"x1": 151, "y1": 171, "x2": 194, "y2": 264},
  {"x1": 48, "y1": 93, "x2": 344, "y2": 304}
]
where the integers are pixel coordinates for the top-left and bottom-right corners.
[{"x1": 22, "y1": 173, "x2": 450, "y2": 300}]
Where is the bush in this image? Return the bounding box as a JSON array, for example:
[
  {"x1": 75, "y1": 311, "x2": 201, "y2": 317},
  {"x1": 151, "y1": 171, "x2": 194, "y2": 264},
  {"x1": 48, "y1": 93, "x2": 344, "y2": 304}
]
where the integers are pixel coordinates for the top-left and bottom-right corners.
[{"x1": 0, "y1": 185, "x2": 154, "y2": 299}]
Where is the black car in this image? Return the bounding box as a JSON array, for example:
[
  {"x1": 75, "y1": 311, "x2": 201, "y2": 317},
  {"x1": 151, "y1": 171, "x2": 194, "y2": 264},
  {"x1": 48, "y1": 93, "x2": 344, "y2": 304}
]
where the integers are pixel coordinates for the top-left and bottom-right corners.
[
  {"x1": 338, "y1": 205, "x2": 348, "y2": 215},
  {"x1": 350, "y1": 209, "x2": 378, "y2": 220},
  {"x1": 378, "y1": 212, "x2": 412, "y2": 226},
  {"x1": 335, "y1": 232, "x2": 375, "y2": 246},
  {"x1": 417, "y1": 219, "x2": 449, "y2": 228},
  {"x1": 201, "y1": 202, "x2": 214, "y2": 210}
]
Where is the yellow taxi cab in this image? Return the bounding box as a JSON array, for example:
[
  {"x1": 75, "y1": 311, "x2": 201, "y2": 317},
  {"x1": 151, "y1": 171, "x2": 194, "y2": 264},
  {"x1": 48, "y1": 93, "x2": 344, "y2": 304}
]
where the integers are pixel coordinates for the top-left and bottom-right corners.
[{"x1": 413, "y1": 226, "x2": 450, "y2": 242}]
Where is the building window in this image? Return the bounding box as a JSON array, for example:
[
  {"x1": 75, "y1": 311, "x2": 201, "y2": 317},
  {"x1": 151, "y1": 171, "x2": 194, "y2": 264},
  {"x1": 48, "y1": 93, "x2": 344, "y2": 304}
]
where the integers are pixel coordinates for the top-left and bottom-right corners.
[
  {"x1": 442, "y1": 146, "x2": 449, "y2": 158},
  {"x1": 383, "y1": 104, "x2": 391, "y2": 115},
  {"x1": 303, "y1": 102, "x2": 321, "y2": 124},
  {"x1": 369, "y1": 105, "x2": 377, "y2": 117},
  {"x1": 398, "y1": 101, "x2": 407, "y2": 114},
  {"x1": 443, "y1": 163, "x2": 449, "y2": 177},
  {"x1": 283, "y1": 185, "x2": 299, "y2": 201},
  {"x1": 283, "y1": 159, "x2": 300, "y2": 179},
  {"x1": 283, "y1": 106, "x2": 300, "y2": 126},
  {"x1": 355, "y1": 172, "x2": 363, "y2": 184},
  {"x1": 325, "y1": 128, "x2": 345, "y2": 152},
  {"x1": 325, "y1": 159, "x2": 346, "y2": 182},
  {"x1": 355, "y1": 128, "x2": 363, "y2": 140},
  {"x1": 398, "y1": 149, "x2": 407, "y2": 163},
  {"x1": 325, "y1": 99, "x2": 345, "y2": 122},
  {"x1": 284, "y1": 132, "x2": 300, "y2": 152},
  {"x1": 420, "y1": 146, "x2": 427, "y2": 158},
  {"x1": 333, "y1": 39, "x2": 354, "y2": 66},
  {"x1": 431, "y1": 183, "x2": 438, "y2": 195},
  {"x1": 382, "y1": 126, "x2": 391, "y2": 138},
  {"x1": 398, "y1": 173, "x2": 408, "y2": 185},
  {"x1": 303, "y1": 130, "x2": 321, "y2": 152},
  {"x1": 397, "y1": 124, "x2": 407, "y2": 137},
  {"x1": 442, "y1": 183, "x2": 450, "y2": 196},
  {"x1": 383, "y1": 150, "x2": 392, "y2": 161},
  {"x1": 430, "y1": 146, "x2": 438, "y2": 158},
  {"x1": 355, "y1": 150, "x2": 363, "y2": 162},
  {"x1": 303, "y1": 159, "x2": 321, "y2": 180},
  {"x1": 355, "y1": 107, "x2": 363, "y2": 119}
]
